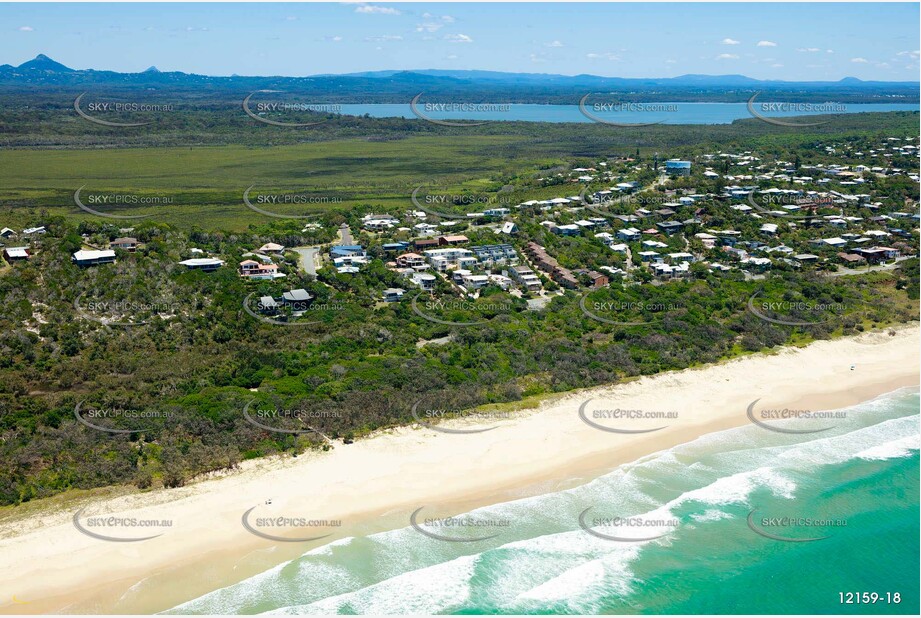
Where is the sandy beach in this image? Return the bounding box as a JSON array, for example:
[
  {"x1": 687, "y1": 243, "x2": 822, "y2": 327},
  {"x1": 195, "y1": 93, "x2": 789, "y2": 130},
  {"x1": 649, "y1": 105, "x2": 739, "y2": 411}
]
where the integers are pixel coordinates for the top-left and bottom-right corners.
[{"x1": 1, "y1": 325, "x2": 918, "y2": 615}]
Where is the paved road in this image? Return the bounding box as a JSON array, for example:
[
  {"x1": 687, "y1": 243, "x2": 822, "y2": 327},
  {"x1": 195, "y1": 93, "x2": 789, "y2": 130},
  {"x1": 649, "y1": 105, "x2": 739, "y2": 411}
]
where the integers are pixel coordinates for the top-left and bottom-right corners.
[
  {"x1": 339, "y1": 224, "x2": 354, "y2": 245},
  {"x1": 292, "y1": 246, "x2": 320, "y2": 276},
  {"x1": 827, "y1": 256, "x2": 911, "y2": 278}
]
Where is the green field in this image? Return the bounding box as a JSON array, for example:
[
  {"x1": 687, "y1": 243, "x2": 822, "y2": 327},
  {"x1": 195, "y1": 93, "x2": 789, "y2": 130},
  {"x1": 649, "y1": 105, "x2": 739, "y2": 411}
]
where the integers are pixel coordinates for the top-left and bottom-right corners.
[{"x1": 0, "y1": 136, "x2": 547, "y2": 229}]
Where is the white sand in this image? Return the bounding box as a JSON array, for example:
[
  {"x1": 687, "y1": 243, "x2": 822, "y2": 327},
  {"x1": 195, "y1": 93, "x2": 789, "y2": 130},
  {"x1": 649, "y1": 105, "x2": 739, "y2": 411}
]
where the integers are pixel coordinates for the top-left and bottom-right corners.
[{"x1": 0, "y1": 325, "x2": 918, "y2": 614}]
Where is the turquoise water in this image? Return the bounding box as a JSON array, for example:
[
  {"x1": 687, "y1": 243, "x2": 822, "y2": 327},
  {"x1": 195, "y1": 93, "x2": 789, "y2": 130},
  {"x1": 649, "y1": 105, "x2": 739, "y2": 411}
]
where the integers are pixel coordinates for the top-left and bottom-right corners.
[
  {"x1": 168, "y1": 388, "x2": 920, "y2": 615},
  {"x1": 333, "y1": 103, "x2": 920, "y2": 124}
]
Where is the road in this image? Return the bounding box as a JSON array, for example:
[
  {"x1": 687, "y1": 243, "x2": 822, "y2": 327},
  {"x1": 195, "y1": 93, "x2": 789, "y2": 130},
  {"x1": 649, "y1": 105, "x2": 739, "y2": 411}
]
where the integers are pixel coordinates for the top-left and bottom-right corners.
[
  {"x1": 826, "y1": 256, "x2": 911, "y2": 278},
  {"x1": 338, "y1": 224, "x2": 354, "y2": 246},
  {"x1": 292, "y1": 246, "x2": 320, "y2": 276}
]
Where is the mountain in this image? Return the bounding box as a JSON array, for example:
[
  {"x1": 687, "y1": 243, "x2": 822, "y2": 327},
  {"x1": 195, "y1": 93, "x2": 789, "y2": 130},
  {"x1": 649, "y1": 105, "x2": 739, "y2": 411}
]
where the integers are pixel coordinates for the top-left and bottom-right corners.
[
  {"x1": 17, "y1": 54, "x2": 74, "y2": 72},
  {"x1": 0, "y1": 55, "x2": 917, "y2": 104}
]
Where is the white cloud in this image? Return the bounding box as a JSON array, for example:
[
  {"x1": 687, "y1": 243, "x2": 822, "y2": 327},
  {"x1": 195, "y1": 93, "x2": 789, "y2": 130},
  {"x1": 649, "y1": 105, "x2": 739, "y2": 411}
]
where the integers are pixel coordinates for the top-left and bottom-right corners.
[
  {"x1": 896, "y1": 50, "x2": 920, "y2": 60},
  {"x1": 721, "y1": 38, "x2": 740, "y2": 45},
  {"x1": 444, "y1": 33, "x2": 473, "y2": 44},
  {"x1": 771, "y1": 63, "x2": 784, "y2": 68},
  {"x1": 756, "y1": 40, "x2": 777, "y2": 47},
  {"x1": 715, "y1": 53, "x2": 739, "y2": 60},
  {"x1": 546, "y1": 40, "x2": 564, "y2": 48},
  {"x1": 285, "y1": 16, "x2": 298, "y2": 22},
  {"x1": 324, "y1": 35, "x2": 343, "y2": 42},
  {"x1": 797, "y1": 47, "x2": 821, "y2": 53},
  {"x1": 586, "y1": 52, "x2": 621, "y2": 61},
  {"x1": 446, "y1": 54, "x2": 458, "y2": 60},
  {"x1": 18, "y1": 26, "x2": 34, "y2": 32},
  {"x1": 530, "y1": 53, "x2": 546, "y2": 63},
  {"x1": 826, "y1": 49, "x2": 834, "y2": 54},
  {"x1": 364, "y1": 34, "x2": 402, "y2": 42},
  {"x1": 665, "y1": 59, "x2": 676, "y2": 64},
  {"x1": 416, "y1": 14, "x2": 454, "y2": 33},
  {"x1": 850, "y1": 57, "x2": 869, "y2": 63},
  {"x1": 355, "y1": 4, "x2": 401, "y2": 16}
]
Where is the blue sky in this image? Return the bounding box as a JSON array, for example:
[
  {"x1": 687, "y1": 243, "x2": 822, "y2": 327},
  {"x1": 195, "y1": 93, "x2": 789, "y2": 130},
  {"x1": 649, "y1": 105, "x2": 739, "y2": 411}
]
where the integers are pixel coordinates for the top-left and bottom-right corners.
[{"x1": 2, "y1": 2, "x2": 918, "y2": 80}]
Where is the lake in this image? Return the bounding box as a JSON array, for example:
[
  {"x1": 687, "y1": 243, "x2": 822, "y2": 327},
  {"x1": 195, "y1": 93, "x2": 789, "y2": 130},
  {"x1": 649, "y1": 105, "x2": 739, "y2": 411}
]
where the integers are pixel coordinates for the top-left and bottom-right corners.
[{"x1": 333, "y1": 102, "x2": 919, "y2": 125}]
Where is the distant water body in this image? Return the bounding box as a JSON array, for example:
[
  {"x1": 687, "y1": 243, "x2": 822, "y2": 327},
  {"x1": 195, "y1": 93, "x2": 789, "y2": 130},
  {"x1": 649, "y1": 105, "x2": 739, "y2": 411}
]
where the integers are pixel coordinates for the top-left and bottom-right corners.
[
  {"x1": 333, "y1": 102, "x2": 919, "y2": 124},
  {"x1": 169, "y1": 388, "x2": 920, "y2": 615}
]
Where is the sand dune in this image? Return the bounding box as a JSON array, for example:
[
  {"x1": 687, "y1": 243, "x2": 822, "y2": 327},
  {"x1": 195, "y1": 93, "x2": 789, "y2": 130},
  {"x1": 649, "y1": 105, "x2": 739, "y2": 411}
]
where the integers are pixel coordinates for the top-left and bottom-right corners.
[{"x1": 0, "y1": 325, "x2": 918, "y2": 614}]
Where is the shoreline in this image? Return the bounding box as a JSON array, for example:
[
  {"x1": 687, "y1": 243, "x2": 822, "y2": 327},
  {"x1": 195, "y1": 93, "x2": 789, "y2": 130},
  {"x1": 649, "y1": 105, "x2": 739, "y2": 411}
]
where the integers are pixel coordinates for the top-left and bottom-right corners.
[{"x1": 0, "y1": 325, "x2": 918, "y2": 615}]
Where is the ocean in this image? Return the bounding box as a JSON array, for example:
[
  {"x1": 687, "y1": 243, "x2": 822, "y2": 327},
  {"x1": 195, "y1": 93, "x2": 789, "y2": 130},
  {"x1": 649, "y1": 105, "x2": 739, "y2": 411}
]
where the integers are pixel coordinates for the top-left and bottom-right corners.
[
  {"x1": 331, "y1": 103, "x2": 920, "y2": 125},
  {"x1": 166, "y1": 388, "x2": 920, "y2": 615}
]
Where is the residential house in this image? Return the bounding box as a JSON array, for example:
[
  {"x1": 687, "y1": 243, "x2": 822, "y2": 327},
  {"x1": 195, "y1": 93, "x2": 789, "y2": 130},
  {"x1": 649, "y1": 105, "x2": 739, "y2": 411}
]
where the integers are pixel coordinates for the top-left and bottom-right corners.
[
  {"x1": 837, "y1": 253, "x2": 866, "y2": 265},
  {"x1": 651, "y1": 261, "x2": 690, "y2": 279},
  {"x1": 552, "y1": 224, "x2": 581, "y2": 236},
  {"x1": 574, "y1": 269, "x2": 608, "y2": 289},
  {"x1": 72, "y1": 249, "x2": 116, "y2": 266},
  {"x1": 616, "y1": 227, "x2": 641, "y2": 241},
  {"x1": 257, "y1": 296, "x2": 279, "y2": 314},
  {"x1": 438, "y1": 235, "x2": 469, "y2": 246},
  {"x1": 396, "y1": 252, "x2": 427, "y2": 270},
  {"x1": 460, "y1": 273, "x2": 490, "y2": 291},
  {"x1": 423, "y1": 247, "x2": 475, "y2": 272},
  {"x1": 657, "y1": 221, "x2": 683, "y2": 235},
  {"x1": 3, "y1": 247, "x2": 29, "y2": 261},
  {"x1": 383, "y1": 288, "x2": 405, "y2": 302},
  {"x1": 281, "y1": 289, "x2": 314, "y2": 311},
  {"x1": 239, "y1": 259, "x2": 283, "y2": 280},
  {"x1": 259, "y1": 242, "x2": 285, "y2": 253},
  {"x1": 413, "y1": 238, "x2": 440, "y2": 251},
  {"x1": 109, "y1": 237, "x2": 139, "y2": 252},
  {"x1": 509, "y1": 265, "x2": 542, "y2": 292},
  {"x1": 472, "y1": 244, "x2": 518, "y2": 265},
  {"x1": 410, "y1": 272, "x2": 437, "y2": 291},
  {"x1": 178, "y1": 257, "x2": 224, "y2": 272},
  {"x1": 525, "y1": 242, "x2": 578, "y2": 288},
  {"x1": 330, "y1": 245, "x2": 365, "y2": 258}
]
